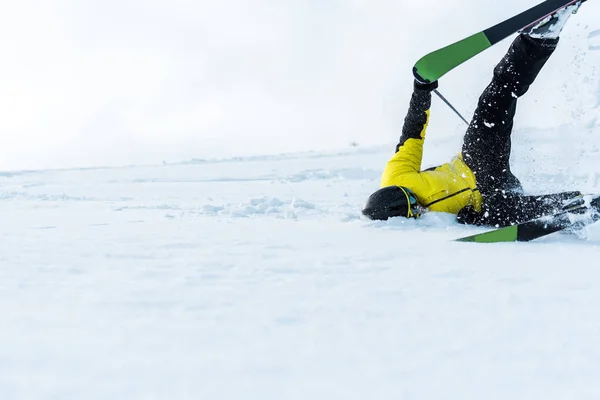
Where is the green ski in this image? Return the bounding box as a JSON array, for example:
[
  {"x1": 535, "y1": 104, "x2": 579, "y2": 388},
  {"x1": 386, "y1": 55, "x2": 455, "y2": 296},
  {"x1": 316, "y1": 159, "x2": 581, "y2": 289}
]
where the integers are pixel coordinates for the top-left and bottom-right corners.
[
  {"x1": 413, "y1": 0, "x2": 582, "y2": 83},
  {"x1": 456, "y1": 195, "x2": 600, "y2": 243}
]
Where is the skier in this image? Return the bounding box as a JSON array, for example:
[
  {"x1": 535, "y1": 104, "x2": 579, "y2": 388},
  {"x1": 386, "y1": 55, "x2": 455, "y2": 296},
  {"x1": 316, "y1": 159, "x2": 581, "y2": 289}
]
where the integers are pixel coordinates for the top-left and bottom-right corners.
[{"x1": 362, "y1": 1, "x2": 587, "y2": 227}]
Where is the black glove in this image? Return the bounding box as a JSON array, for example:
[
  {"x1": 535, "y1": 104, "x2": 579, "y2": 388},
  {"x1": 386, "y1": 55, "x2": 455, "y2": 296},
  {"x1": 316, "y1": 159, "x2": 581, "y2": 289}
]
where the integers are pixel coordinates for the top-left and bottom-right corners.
[{"x1": 414, "y1": 79, "x2": 438, "y2": 92}]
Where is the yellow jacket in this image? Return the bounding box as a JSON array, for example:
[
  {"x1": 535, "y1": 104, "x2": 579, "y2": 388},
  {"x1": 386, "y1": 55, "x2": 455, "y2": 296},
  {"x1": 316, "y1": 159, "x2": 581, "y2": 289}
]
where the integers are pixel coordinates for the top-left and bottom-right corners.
[{"x1": 381, "y1": 108, "x2": 483, "y2": 214}]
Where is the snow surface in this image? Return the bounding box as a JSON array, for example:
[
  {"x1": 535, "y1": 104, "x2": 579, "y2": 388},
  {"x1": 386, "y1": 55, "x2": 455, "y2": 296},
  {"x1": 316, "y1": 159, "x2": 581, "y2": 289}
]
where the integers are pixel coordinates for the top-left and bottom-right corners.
[
  {"x1": 3, "y1": 140, "x2": 600, "y2": 399},
  {"x1": 1, "y1": 1, "x2": 600, "y2": 399}
]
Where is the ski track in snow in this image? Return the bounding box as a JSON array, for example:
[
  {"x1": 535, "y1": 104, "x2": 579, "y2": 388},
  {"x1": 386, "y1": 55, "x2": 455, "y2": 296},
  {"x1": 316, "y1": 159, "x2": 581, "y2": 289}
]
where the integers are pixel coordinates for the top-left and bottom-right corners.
[
  {"x1": 2, "y1": 143, "x2": 600, "y2": 399},
  {"x1": 588, "y1": 29, "x2": 600, "y2": 39},
  {"x1": 589, "y1": 29, "x2": 600, "y2": 51}
]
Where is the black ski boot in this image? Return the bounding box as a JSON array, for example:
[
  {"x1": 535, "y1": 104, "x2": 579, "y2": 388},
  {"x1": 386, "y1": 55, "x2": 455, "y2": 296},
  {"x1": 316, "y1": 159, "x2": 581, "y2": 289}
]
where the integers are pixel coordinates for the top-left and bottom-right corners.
[{"x1": 520, "y1": 1, "x2": 585, "y2": 39}]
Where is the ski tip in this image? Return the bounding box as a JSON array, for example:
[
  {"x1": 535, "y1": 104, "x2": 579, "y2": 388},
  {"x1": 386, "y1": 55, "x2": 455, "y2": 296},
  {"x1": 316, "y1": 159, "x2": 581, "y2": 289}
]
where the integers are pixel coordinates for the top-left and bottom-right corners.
[
  {"x1": 412, "y1": 67, "x2": 430, "y2": 85},
  {"x1": 454, "y1": 225, "x2": 519, "y2": 243},
  {"x1": 454, "y1": 235, "x2": 477, "y2": 242}
]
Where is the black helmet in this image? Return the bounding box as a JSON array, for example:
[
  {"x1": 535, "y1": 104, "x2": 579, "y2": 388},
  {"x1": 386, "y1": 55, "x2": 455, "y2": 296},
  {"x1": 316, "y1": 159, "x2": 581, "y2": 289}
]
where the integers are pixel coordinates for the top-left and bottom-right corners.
[{"x1": 362, "y1": 186, "x2": 420, "y2": 220}]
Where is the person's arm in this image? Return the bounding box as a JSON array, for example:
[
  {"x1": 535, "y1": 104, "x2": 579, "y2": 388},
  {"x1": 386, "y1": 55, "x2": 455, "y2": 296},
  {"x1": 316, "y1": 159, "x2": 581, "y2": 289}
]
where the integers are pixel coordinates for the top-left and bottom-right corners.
[
  {"x1": 457, "y1": 191, "x2": 582, "y2": 227},
  {"x1": 396, "y1": 80, "x2": 438, "y2": 153},
  {"x1": 381, "y1": 80, "x2": 438, "y2": 184}
]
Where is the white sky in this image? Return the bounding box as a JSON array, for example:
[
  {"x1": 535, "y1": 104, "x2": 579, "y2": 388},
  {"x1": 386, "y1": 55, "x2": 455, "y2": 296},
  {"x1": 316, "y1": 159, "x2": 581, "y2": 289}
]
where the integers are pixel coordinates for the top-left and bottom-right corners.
[{"x1": 0, "y1": 0, "x2": 598, "y2": 170}]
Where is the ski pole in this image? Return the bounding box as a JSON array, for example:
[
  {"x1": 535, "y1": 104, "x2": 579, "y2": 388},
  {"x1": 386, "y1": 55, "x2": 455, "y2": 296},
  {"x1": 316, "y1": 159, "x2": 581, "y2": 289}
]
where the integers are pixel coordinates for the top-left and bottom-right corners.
[{"x1": 433, "y1": 89, "x2": 470, "y2": 126}]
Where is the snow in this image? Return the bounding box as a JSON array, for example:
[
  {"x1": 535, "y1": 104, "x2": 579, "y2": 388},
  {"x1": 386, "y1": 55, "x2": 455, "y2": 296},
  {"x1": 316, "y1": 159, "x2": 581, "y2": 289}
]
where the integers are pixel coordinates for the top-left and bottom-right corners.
[
  {"x1": 1, "y1": 0, "x2": 600, "y2": 399},
  {"x1": 3, "y1": 145, "x2": 600, "y2": 399}
]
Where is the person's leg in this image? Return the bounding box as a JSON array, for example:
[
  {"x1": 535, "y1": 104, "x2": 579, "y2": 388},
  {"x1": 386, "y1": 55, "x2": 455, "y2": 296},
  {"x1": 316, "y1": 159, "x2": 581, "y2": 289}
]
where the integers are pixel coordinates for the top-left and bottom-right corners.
[
  {"x1": 457, "y1": 190, "x2": 582, "y2": 226},
  {"x1": 461, "y1": 34, "x2": 559, "y2": 194}
]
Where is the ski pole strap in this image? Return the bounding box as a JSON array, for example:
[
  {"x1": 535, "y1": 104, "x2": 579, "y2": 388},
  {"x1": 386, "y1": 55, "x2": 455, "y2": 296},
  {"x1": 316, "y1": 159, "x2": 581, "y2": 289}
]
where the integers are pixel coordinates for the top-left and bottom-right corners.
[{"x1": 433, "y1": 89, "x2": 470, "y2": 126}]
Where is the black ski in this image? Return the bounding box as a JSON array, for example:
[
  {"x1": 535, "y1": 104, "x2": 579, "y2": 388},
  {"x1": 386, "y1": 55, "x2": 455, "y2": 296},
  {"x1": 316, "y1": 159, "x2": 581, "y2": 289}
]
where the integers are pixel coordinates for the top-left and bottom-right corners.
[{"x1": 413, "y1": 0, "x2": 583, "y2": 84}]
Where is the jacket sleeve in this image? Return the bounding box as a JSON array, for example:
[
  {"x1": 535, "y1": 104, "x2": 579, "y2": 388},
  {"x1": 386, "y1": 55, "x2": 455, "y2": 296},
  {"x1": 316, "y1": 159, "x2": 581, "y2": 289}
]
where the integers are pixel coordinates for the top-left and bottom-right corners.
[
  {"x1": 457, "y1": 191, "x2": 582, "y2": 227},
  {"x1": 396, "y1": 83, "x2": 434, "y2": 152},
  {"x1": 381, "y1": 84, "x2": 433, "y2": 184}
]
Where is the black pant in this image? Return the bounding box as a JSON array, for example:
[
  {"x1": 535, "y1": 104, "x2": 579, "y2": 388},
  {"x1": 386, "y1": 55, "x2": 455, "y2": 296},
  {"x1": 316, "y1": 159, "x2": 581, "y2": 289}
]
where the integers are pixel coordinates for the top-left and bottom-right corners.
[
  {"x1": 456, "y1": 35, "x2": 581, "y2": 226},
  {"x1": 462, "y1": 34, "x2": 558, "y2": 195}
]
